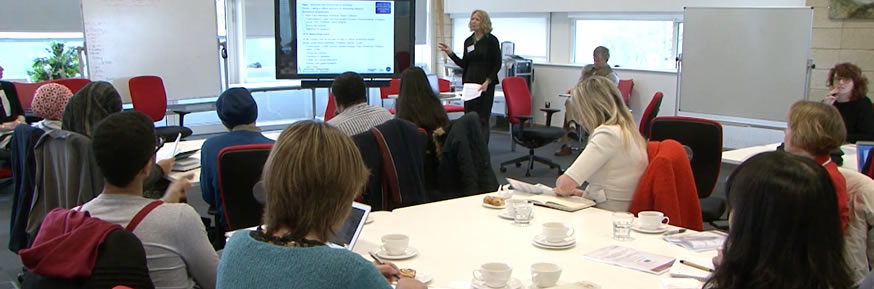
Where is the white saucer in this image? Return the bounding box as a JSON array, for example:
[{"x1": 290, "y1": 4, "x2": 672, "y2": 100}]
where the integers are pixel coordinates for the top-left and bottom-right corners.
[
  {"x1": 364, "y1": 215, "x2": 374, "y2": 224},
  {"x1": 631, "y1": 224, "x2": 668, "y2": 234},
  {"x1": 375, "y1": 247, "x2": 419, "y2": 260},
  {"x1": 415, "y1": 272, "x2": 433, "y2": 284},
  {"x1": 498, "y1": 212, "x2": 534, "y2": 220},
  {"x1": 533, "y1": 234, "x2": 576, "y2": 247},
  {"x1": 483, "y1": 202, "x2": 505, "y2": 209},
  {"x1": 472, "y1": 278, "x2": 523, "y2": 289},
  {"x1": 532, "y1": 240, "x2": 576, "y2": 250}
]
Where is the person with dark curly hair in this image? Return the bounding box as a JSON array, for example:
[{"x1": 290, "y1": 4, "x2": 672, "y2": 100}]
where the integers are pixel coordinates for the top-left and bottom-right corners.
[{"x1": 823, "y1": 62, "x2": 873, "y2": 143}]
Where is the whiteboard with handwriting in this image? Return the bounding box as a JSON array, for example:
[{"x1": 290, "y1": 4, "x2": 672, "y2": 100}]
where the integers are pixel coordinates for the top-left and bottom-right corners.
[{"x1": 82, "y1": 0, "x2": 222, "y2": 101}]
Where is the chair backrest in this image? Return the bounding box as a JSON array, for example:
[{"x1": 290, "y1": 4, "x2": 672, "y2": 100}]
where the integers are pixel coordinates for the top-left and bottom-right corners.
[
  {"x1": 379, "y1": 78, "x2": 401, "y2": 99},
  {"x1": 49, "y1": 78, "x2": 91, "y2": 94},
  {"x1": 648, "y1": 116, "x2": 723, "y2": 199},
  {"x1": 325, "y1": 92, "x2": 336, "y2": 121},
  {"x1": 501, "y1": 77, "x2": 532, "y2": 125},
  {"x1": 128, "y1": 76, "x2": 167, "y2": 122},
  {"x1": 617, "y1": 79, "x2": 633, "y2": 106},
  {"x1": 12, "y1": 82, "x2": 42, "y2": 112},
  {"x1": 217, "y1": 143, "x2": 273, "y2": 230},
  {"x1": 639, "y1": 91, "x2": 664, "y2": 138},
  {"x1": 630, "y1": 140, "x2": 704, "y2": 230},
  {"x1": 438, "y1": 78, "x2": 451, "y2": 92}
]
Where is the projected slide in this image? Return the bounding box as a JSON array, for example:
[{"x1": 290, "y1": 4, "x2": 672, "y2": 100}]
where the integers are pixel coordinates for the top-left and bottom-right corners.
[{"x1": 296, "y1": 0, "x2": 395, "y2": 75}]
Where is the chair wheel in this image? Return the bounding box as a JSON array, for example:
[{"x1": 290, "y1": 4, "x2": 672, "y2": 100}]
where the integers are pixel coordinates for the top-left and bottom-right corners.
[
  {"x1": 500, "y1": 167, "x2": 507, "y2": 172},
  {"x1": 515, "y1": 162, "x2": 521, "y2": 167},
  {"x1": 525, "y1": 172, "x2": 531, "y2": 177}
]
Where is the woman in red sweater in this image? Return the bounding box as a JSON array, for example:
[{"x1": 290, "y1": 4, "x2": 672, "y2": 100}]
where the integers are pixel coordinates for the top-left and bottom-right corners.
[{"x1": 783, "y1": 101, "x2": 849, "y2": 232}]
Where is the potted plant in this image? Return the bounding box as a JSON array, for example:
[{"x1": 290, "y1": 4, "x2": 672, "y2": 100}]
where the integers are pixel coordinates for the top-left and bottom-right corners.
[{"x1": 27, "y1": 41, "x2": 80, "y2": 82}]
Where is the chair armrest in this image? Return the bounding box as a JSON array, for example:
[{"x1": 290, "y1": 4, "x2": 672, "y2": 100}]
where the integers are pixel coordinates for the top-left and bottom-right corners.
[
  {"x1": 514, "y1": 115, "x2": 533, "y2": 129},
  {"x1": 540, "y1": 108, "x2": 560, "y2": 127},
  {"x1": 170, "y1": 110, "x2": 191, "y2": 127}
]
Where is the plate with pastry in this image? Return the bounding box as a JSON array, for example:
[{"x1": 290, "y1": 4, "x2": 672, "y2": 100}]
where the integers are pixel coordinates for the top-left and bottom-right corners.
[
  {"x1": 396, "y1": 268, "x2": 433, "y2": 284},
  {"x1": 482, "y1": 196, "x2": 506, "y2": 209}
]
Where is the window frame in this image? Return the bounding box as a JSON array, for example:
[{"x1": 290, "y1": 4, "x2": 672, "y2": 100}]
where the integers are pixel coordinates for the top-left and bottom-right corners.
[
  {"x1": 570, "y1": 13, "x2": 683, "y2": 72},
  {"x1": 450, "y1": 12, "x2": 550, "y2": 63}
]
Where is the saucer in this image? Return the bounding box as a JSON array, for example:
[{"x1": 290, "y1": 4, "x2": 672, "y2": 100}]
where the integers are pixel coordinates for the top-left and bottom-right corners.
[
  {"x1": 631, "y1": 224, "x2": 668, "y2": 234},
  {"x1": 415, "y1": 272, "x2": 433, "y2": 284},
  {"x1": 532, "y1": 240, "x2": 576, "y2": 250},
  {"x1": 375, "y1": 247, "x2": 419, "y2": 260},
  {"x1": 533, "y1": 234, "x2": 576, "y2": 247},
  {"x1": 471, "y1": 277, "x2": 523, "y2": 289},
  {"x1": 483, "y1": 202, "x2": 505, "y2": 209},
  {"x1": 364, "y1": 215, "x2": 374, "y2": 224},
  {"x1": 498, "y1": 212, "x2": 534, "y2": 220}
]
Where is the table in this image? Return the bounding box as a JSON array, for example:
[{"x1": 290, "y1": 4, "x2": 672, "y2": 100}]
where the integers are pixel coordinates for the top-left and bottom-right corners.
[
  {"x1": 722, "y1": 142, "x2": 858, "y2": 171},
  {"x1": 387, "y1": 92, "x2": 463, "y2": 102},
  {"x1": 351, "y1": 193, "x2": 718, "y2": 289}
]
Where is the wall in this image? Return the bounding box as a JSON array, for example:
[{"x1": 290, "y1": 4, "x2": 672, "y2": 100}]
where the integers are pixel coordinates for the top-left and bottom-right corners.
[
  {"x1": 807, "y1": 0, "x2": 874, "y2": 99},
  {"x1": 0, "y1": 0, "x2": 83, "y2": 32},
  {"x1": 444, "y1": 0, "x2": 804, "y2": 14}
]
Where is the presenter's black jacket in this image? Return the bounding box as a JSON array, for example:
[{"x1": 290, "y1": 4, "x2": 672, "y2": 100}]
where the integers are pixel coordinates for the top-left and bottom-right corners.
[{"x1": 449, "y1": 33, "x2": 502, "y2": 86}]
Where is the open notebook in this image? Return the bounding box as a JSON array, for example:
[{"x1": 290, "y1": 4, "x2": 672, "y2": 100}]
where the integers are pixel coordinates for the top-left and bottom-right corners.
[{"x1": 506, "y1": 178, "x2": 595, "y2": 212}]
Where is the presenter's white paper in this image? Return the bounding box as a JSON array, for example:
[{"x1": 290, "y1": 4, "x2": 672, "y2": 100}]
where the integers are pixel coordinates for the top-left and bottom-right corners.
[{"x1": 461, "y1": 83, "x2": 482, "y2": 101}]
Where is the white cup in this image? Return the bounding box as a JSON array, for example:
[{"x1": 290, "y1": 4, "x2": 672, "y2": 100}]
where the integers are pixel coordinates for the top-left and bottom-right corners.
[
  {"x1": 472, "y1": 262, "x2": 512, "y2": 288},
  {"x1": 531, "y1": 263, "x2": 562, "y2": 288},
  {"x1": 638, "y1": 211, "x2": 670, "y2": 229},
  {"x1": 381, "y1": 234, "x2": 409, "y2": 256},
  {"x1": 541, "y1": 222, "x2": 575, "y2": 243},
  {"x1": 505, "y1": 199, "x2": 526, "y2": 215}
]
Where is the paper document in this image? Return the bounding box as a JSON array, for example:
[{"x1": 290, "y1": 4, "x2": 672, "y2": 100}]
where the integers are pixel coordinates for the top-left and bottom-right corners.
[
  {"x1": 662, "y1": 231, "x2": 727, "y2": 252},
  {"x1": 583, "y1": 245, "x2": 676, "y2": 275},
  {"x1": 461, "y1": 83, "x2": 483, "y2": 101},
  {"x1": 157, "y1": 133, "x2": 182, "y2": 160},
  {"x1": 506, "y1": 178, "x2": 595, "y2": 212},
  {"x1": 506, "y1": 178, "x2": 553, "y2": 195}
]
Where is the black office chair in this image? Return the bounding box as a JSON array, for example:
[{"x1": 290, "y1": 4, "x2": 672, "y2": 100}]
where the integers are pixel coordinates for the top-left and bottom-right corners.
[
  {"x1": 213, "y1": 143, "x2": 272, "y2": 248},
  {"x1": 499, "y1": 77, "x2": 564, "y2": 177},
  {"x1": 648, "y1": 116, "x2": 726, "y2": 229}
]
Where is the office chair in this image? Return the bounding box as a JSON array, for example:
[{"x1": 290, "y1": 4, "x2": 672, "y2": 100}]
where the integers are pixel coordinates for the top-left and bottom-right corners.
[
  {"x1": 499, "y1": 77, "x2": 564, "y2": 177},
  {"x1": 648, "y1": 116, "x2": 726, "y2": 229},
  {"x1": 325, "y1": 92, "x2": 336, "y2": 121},
  {"x1": 617, "y1": 79, "x2": 634, "y2": 107},
  {"x1": 639, "y1": 91, "x2": 664, "y2": 139},
  {"x1": 128, "y1": 76, "x2": 193, "y2": 141},
  {"x1": 438, "y1": 78, "x2": 464, "y2": 113}
]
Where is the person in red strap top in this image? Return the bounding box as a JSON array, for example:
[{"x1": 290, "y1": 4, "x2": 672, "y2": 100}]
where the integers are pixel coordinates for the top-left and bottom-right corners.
[{"x1": 783, "y1": 101, "x2": 850, "y2": 233}]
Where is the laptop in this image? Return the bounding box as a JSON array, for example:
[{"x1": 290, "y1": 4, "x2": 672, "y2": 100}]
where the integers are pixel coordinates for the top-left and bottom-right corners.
[
  {"x1": 858, "y1": 141, "x2": 874, "y2": 175},
  {"x1": 426, "y1": 73, "x2": 441, "y2": 95},
  {"x1": 329, "y1": 201, "x2": 371, "y2": 250}
]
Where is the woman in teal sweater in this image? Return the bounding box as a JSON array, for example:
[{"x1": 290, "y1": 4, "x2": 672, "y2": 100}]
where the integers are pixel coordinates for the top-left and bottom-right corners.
[{"x1": 216, "y1": 121, "x2": 426, "y2": 289}]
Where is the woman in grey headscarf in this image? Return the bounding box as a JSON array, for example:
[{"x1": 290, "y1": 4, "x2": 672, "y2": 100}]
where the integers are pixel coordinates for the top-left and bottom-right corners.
[{"x1": 61, "y1": 81, "x2": 174, "y2": 198}]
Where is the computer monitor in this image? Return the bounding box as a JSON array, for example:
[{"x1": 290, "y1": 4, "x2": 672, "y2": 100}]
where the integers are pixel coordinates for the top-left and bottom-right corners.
[
  {"x1": 858, "y1": 141, "x2": 874, "y2": 174},
  {"x1": 426, "y1": 74, "x2": 440, "y2": 95},
  {"x1": 329, "y1": 201, "x2": 371, "y2": 250}
]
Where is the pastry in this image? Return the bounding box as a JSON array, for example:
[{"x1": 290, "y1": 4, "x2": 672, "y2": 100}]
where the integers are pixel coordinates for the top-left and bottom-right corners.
[
  {"x1": 483, "y1": 196, "x2": 505, "y2": 206},
  {"x1": 399, "y1": 268, "x2": 417, "y2": 279}
]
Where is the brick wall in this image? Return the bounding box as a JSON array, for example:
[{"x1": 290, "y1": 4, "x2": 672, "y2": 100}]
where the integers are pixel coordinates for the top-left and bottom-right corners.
[{"x1": 808, "y1": 0, "x2": 874, "y2": 99}]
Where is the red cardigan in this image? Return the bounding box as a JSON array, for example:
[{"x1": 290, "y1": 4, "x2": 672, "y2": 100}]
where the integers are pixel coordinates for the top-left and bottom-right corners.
[
  {"x1": 815, "y1": 155, "x2": 849, "y2": 233},
  {"x1": 630, "y1": 140, "x2": 703, "y2": 231}
]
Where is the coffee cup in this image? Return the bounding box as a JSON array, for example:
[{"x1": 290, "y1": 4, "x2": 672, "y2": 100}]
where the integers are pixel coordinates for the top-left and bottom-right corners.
[
  {"x1": 541, "y1": 222, "x2": 574, "y2": 243},
  {"x1": 638, "y1": 211, "x2": 670, "y2": 229},
  {"x1": 381, "y1": 234, "x2": 409, "y2": 256},
  {"x1": 505, "y1": 199, "x2": 526, "y2": 215},
  {"x1": 472, "y1": 262, "x2": 512, "y2": 288},
  {"x1": 531, "y1": 263, "x2": 562, "y2": 287}
]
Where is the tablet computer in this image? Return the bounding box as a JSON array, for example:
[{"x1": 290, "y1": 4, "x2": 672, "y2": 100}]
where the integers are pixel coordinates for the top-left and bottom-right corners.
[{"x1": 329, "y1": 201, "x2": 371, "y2": 250}]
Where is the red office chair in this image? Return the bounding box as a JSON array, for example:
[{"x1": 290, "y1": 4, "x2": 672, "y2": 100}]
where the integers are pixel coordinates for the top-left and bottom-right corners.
[
  {"x1": 128, "y1": 76, "x2": 192, "y2": 141},
  {"x1": 648, "y1": 116, "x2": 725, "y2": 229},
  {"x1": 438, "y1": 78, "x2": 464, "y2": 113},
  {"x1": 639, "y1": 91, "x2": 664, "y2": 139},
  {"x1": 325, "y1": 92, "x2": 337, "y2": 121},
  {"x1": 499, "y1": 77, "x2": 564, "y2": 177},
  {"x1": 11, "y1": 82, "x2": 41, "y2": 117},
  {"x1": 49, "y1": 78, "x2": 91, "y2": 94},
  {"x1": 630, "y1": 140, "x2": 704, "y2": 231},
  {"x1": 617, "y1": 79, "x2": 634, "y2": 107},
  {"x1": 378, "y1": 78, "x2": 400, "y2": 114},
  {"x1": 217, "y1": 144, "x2": 273, "y2": 231}
]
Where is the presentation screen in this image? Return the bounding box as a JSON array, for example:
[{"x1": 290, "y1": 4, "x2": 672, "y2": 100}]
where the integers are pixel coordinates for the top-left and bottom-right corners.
[{"x1": 275, "y1": 0, "x2": 414, "y2": 79}]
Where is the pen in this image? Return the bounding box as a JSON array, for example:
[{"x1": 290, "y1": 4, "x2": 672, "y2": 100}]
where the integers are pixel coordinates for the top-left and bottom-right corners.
[
  {"x1": 369, "y1": 251, "x2": 401, "y2": 280},
  {"x1": 680, "y1": 260, "x2": 714, "y2": 272},
  {"x1": 663, "y1": 229, "x2": 686, "y2": 236}
]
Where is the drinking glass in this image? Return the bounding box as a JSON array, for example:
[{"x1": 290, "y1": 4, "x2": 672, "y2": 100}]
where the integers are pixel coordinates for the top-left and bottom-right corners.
[
  {"x1": 513, "y1": 201, "x2": 533, "y2": 225},
  {"x1": 612, "y1": 212, "x2": 634, "y2": 241}
]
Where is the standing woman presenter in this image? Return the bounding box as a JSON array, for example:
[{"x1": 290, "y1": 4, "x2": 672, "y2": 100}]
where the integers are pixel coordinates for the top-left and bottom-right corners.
[{"x1": 438, "y1": 9, "x2": 502, "y2": 144}]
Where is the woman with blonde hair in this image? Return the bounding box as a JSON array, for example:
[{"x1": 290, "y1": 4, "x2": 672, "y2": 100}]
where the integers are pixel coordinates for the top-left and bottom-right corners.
[
  {"x1": 216, "y1": 121, "x2": 426, "y2": 289},
  {"x1": 783, "y1": 100, "x2": 849, "y2": 232},
  {"x1": 554, "y1": 76, "x2": 648, "y2": 211},
  {"x1": 437, "y1": 9, "x2": 501, "y2": 143}
]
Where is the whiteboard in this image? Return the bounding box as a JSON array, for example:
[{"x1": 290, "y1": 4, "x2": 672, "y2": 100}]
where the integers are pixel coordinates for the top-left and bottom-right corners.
[
  {"x1": 81, "y1": 0, "x2": 222, "y2": 101},
  {"x1": 678, "y1": 7, "x2": 813, "y2": 125}
]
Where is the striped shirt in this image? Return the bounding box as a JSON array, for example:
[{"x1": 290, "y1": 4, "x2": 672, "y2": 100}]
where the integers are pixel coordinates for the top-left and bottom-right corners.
[{"x1": 327, "y1": 103, "x2": 393, "y2": 136}]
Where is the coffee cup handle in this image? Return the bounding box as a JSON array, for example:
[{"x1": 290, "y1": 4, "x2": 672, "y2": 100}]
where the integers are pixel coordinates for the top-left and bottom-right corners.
[
  {"x1": 566, "y1": 227, "x2": 575, "y2": 237},
  {"x1": 662, "y1": 216, "x2": 670, "y2": 225},
  {"x1": 472, "y1": 270, "x2": 483, "y2": 281}
]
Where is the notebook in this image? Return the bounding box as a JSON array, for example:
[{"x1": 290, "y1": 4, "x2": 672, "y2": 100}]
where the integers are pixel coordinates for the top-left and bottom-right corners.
[
  {"x1": 171, "y1": 157, "x2": 200, "y2": 172},
  {"x1": 506, "y1": 178, "x2": 595, "y2": 212},
  {"x1": 329, "y1": 202, "x2": 371, "y2": 250}
]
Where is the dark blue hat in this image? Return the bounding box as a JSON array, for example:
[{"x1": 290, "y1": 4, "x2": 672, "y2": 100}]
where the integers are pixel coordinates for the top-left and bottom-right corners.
[{"x1": 216, "y1": 87, "x2": 257, "y2": 129}]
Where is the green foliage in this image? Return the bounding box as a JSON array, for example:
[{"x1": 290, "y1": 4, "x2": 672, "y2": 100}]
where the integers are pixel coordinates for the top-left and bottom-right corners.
[{"x1": 27, "y1": 41, "x2": 80, "y2": 82}]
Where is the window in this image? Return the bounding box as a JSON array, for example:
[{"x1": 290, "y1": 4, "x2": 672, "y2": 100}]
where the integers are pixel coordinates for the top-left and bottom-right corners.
[
  {"x1": 573, "y1": 19, "x2": 680, "y2": 71},
  {"x1": 452, "y1": 15, "x2": 548, "y2": 63},
  {"x1": 0, "y1": 33, "x2": 84, "y2": 81}
]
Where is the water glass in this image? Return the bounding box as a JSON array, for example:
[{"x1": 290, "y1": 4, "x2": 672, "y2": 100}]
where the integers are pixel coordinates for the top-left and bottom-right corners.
[
  {"x1": 513, "y1": 201, "x2": 533, "y2": 225},
  {"x1": 612, "y1": 212, "x2": 634, "y2": 241}
]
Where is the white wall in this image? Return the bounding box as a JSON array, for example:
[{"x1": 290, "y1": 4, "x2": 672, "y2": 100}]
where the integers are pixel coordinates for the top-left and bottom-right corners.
[
  {"x1": 445, "y1": 0, "x2": 804, "y2": 14},
  {"x1": 0, "y1": 0, "x2": 83, "y2": 32}
]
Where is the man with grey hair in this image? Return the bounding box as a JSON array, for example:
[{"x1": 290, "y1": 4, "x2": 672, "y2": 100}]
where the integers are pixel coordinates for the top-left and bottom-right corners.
[{"x1": 556, "y1": 46, "x2": 619, "y2": 156}]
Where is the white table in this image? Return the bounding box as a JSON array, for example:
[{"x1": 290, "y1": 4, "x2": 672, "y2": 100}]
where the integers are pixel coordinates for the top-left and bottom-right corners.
[
  {"x1": 352, "y1": 193, "x2": 717, "y2": 289},
  {"x1": 387, "y1": 92, "x2": 463, "y2": 102},
  {"x1": 722, "y1": 142, "x2": 858, "y2": 171}
]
